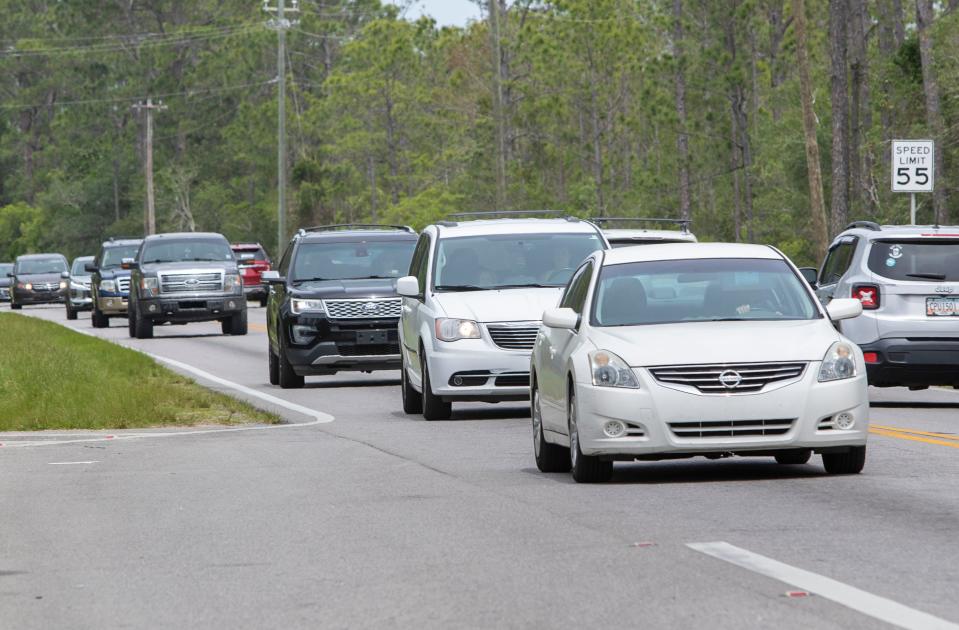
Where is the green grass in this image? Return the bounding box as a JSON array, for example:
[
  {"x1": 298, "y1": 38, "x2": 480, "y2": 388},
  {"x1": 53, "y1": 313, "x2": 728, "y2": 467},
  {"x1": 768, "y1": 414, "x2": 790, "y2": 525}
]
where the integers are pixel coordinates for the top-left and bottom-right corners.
[{"x1": 0, "y1": 312, "x2": 278, "y2": 431}]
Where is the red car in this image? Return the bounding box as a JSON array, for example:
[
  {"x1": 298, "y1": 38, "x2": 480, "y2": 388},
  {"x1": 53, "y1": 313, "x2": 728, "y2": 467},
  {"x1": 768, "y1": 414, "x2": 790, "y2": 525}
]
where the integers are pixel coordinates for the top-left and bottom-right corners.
[{"x1": 231, "y1": 243, "x2": 272, "y2": 307}]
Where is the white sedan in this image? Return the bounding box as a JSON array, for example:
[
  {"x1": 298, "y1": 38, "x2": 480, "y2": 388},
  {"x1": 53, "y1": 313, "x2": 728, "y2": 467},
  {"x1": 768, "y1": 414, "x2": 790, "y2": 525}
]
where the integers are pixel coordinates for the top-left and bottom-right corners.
[{"x1": 530, "y1": 243, "x2": 869, "y2": 483}]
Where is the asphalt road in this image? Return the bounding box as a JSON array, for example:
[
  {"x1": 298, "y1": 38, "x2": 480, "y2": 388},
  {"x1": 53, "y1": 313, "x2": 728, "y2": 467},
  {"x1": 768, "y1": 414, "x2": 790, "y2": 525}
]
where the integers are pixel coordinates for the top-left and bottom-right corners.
[{"x1": 3, "y1": 305, "x2": 959, "y2": 629}]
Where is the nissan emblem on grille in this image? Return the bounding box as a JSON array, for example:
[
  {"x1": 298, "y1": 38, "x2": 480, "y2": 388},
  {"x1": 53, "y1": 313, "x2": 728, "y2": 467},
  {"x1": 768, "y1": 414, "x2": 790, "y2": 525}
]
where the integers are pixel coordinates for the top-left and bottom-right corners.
[
  {"x1": 718, "y1": 370, "x2": 743, "y2": 388},
  {"x1": 649, "y1": 362, "x2": 807, "y2": 394}
]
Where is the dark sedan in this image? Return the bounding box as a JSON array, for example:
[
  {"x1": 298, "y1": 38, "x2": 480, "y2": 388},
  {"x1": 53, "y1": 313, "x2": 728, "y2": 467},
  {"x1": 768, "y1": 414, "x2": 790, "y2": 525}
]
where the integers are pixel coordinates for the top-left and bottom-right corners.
[{"x1": 9, "y1": 254, "x2": 69, "y2": 309}]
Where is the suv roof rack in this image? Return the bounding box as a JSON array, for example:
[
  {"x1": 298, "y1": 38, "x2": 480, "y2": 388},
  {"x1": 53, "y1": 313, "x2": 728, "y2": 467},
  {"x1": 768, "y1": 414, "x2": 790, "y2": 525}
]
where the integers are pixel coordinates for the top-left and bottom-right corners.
[
  {"x1": 844, "y1": 220, "x2": 881, "y2": 232},
  {"x1": 442, "y1": 210, "x2": 580, "y2": 226},
  {"x1": 592, "y1": 217, "x2": 692, "y2": 234},
  {"x1": 296, "y1": 224, "x2": 415, "y2": 237}
]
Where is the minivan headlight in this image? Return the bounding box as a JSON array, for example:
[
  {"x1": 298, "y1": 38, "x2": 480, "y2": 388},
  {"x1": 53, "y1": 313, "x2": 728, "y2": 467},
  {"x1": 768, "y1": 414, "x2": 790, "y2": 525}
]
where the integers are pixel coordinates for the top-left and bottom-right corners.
[
  {"x1": 435, "y1": 318, "x2": 481, "y2": 342},
  {"x1": 819, "y1": 341, "x2": 858, "y2": 382},
  {"x1": 291, "y1": 298, "x2": 324, "y2": 315},
  {"x1": 589, "y1": 350, "x2": 639, "y2": 388}
]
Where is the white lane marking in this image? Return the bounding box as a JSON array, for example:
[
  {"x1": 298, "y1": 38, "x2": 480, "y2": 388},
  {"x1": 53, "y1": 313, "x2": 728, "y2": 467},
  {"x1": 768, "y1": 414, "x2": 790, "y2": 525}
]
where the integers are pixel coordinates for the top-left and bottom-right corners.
[
  {"x1": 49, "y1": 461, "x2": 99, "y2": 465},
  {"x1": 688, "y1": 542, "x2": 959, "y2": 630}
]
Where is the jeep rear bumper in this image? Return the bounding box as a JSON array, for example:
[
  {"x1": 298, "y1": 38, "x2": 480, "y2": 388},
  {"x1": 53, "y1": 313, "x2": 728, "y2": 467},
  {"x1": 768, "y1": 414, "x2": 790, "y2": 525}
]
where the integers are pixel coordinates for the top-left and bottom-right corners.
[{"x1": 861, "y1": 338, "x2": 959, "y2": 387}]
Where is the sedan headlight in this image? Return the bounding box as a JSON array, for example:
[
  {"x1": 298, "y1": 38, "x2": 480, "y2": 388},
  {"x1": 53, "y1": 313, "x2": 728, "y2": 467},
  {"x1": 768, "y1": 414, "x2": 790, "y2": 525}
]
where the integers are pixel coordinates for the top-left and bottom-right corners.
[
  {"x1": 589, "y1": 350, "x2": 639, "y2": 388},
  {"x1": 18, "y1": 282, "x2": 32, "y2": 290},
  {"x1": 140, "y1": 276, "x2": 159, "y2": 298},
  {"x1": 100, "y1": 279, "x2": 116, "y2": 292},
  {"x1": 224, "y1": 273, "x2": 242, "y2": 294},
  {"x1": 291, "y1": 298, "x2": 325, "y2": 315},
  {"x1": 818, "y1": 341, "x2": 858, "y2": 382},
  {"x1": 59, "y1": 280, "x2": 68, "y2": 290},
  {"x1": 435, "y1": 318, "x2": 481, "y2": 342}
]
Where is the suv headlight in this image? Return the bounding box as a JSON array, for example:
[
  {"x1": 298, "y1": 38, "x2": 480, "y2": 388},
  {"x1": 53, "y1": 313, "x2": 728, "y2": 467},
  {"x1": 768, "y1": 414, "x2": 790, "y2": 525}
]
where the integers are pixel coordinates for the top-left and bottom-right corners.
[
  {"x1": 435, "y1": 318, "x2": 481, "y2": 342},
  {"x1": 100, "y1": 279, "x2": 116, "y2": 292},
  {"x1": 140, "y1": 276, "x2": 159, "y2": 297},
  {"x1": 224, "y1": 273, "x2": 242, "y2": 294},
  {"x1": 59, "y1": 280, "x2": 68, "y2": 290},
  {"x1": 818, "y1": 341, "x2": 858, "y2": 382},
  {"x1": 589, "y1": 350, "x2": 639, "y2": 388},
  {"x1": 291, "y1": 298, "x2": 324, "y2": 315}
]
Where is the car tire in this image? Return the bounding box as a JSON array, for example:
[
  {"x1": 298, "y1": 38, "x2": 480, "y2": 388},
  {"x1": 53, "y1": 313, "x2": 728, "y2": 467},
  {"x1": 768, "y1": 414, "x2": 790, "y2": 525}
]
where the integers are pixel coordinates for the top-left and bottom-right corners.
[
  {"x1": 66, "y1": 305, "x2": 77, "y2": 320},
  {"x1": 421, "y1": 351, "x2": 451, "y2": 421},
  {"x1": 268, "y1": 345, "x2": 280, "y2": 386},
  {"x1": 10, "y1": 303, "x2": 21, "y2": 310},
  {"x1": 128, "y1": 303, "x2": 136, "y2": 337},
  {"x1": 401, "y1": 356, "x2": 423, "y2": 414},
  {"x1": 221, "y1": 310, "x2": 248, "y2": 336},
  {"x1": 131, "y1": 302, "x2": 154, "y2": 339},
  {"x1": 822, "y1": 445, "x2": 866, "y2": 475},
  {"x1": 259, "y1": 297, "x2": 268, "y2": 308},
  {"x1": 774, "y1": 449, "x2": 812, "y2": 465},
  {"x1": 568, "y1": 387, "x2": 613, "y2": 483},
  {"x1": 277, "y1": 336, "x2": 305, "y2": 389},
  {"x1": 92, "y1": 307, "x2": 109, "y2": 328},
  {"x1": 532, "y1": 379, "x2": 570, "y2": 473}
]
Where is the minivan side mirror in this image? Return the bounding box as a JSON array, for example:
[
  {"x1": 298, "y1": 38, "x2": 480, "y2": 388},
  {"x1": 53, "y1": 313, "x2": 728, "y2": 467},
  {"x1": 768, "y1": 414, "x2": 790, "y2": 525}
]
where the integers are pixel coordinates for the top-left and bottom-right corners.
[
  {"x1": 397, "y1": 276, "x2": 420, "y2": 298},
  {"x1": 826, "y1": 298, "x2": 863, "y2": 321},
  {"x1": 542, "y1": 307, "x2": 579, "y2": 330},
  {"x1": 261, "y1": 270, "x2": 284, "y2": 284},
  {"x1": 84, "y1": 262, "x2": 98, "y2": 273},
  {"x1": 798, "y1": 267, "x2": 819, "y2": 288}
]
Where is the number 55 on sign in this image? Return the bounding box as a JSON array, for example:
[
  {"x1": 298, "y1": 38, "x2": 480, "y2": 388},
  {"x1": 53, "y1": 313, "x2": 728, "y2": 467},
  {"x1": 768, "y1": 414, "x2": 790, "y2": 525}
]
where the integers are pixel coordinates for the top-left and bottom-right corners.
[{"x1": 891, "y1": 139, "x2": 934, "y2": 193}]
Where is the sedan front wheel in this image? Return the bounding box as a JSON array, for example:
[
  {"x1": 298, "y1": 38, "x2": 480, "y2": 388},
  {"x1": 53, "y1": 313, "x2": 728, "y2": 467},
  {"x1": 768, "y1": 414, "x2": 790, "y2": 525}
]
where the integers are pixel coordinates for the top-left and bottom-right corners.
[
  {"x1": 568, "y1": 387, "x2": 612, "y2": 483},
  {"x1": 532, "y1": 381, "x2": 570, "y2": 473}
]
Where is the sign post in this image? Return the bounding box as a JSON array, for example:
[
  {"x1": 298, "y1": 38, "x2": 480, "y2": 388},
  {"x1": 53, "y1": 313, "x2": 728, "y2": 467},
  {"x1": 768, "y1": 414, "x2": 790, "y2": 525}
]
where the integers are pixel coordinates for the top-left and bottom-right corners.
[{"x1": 891, "y1": 139, "x2": 934, "y2": 224}]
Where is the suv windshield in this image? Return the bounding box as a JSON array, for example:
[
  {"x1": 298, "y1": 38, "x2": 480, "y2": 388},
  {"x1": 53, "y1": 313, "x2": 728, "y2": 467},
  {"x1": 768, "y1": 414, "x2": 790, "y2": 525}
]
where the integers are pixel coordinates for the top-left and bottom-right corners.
[
  {"x1": 435, "y1": 233, "x2": 604, "y2": 291},
  {"x1": 101, "y1": 245, "x2": 141, "y2": 269},
  {"x1": 71, "y1": 258, "x2": 92, "y2": 275},
  {"x1": 592, "y1": 258, "x2": 818, "y2": 326},
  {"x1": 292, "y1": 240, "x2": 415, "y2": 282},
  {"x1": 140, "y1": 239, "x2": 234, "y2": 264},
  {"x1": 867, "y1": 239, "x2": 959, "y2": 282},
  {"x1": 15, "y1": 257, "x2": 67, "y2": 275}
]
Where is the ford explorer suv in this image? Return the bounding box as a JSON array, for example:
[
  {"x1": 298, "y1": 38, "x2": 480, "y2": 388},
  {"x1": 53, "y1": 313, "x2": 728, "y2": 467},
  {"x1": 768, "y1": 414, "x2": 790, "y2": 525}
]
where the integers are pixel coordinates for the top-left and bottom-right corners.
[
  {"x1": 809, "y1": 221, "x2": 959, "y2": 389},
  {"x1": 0, "y1": 263, "x2": 12, "y2": 302},
  {"x1": 231, "y1": 242, "x2": 272, "y2": 307},
  {"x1": 128, "y1": 232, "x2": 246, "y2": 339},
  {"x1": 265, "y1": 224, "x2": 417, "y2": 388},
  {"x1": 397, "y1": 213, "x2": 608, "y2": 420},
  {"x1": 87, "y1": 238, "x2": 143, "y2": 328},
  {"x1": 65, "y1": 256, "x2": 95, "y2": 320},
  {"x1": 8, "y1": 253, "x2": 69, "y2": 310},
  {"x1": 593, "y1": 217, "x2": 697, "y2": 248}
]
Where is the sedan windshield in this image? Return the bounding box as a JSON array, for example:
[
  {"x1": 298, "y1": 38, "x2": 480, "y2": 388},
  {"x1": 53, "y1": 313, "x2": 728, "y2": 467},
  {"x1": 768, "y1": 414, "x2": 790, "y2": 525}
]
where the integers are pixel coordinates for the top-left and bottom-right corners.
[
  {"x1": 291, "y1": 240, "x2": 415, "y2": 282},
  {"x1": 140, "y1": 239, "x2": 234, "y2": 264},
  {"x1": 101, "y1": 245, "x2": 141, "y2": 269},
  {"x1": 15, "y1": 257, "x2": 67, "y2": 275},
  {"x1": 592, "y1": 258, "x2": 818, "y2": 326},
  {"x1": 435, "y1": 233, "x2": 604, "y2": 291}
]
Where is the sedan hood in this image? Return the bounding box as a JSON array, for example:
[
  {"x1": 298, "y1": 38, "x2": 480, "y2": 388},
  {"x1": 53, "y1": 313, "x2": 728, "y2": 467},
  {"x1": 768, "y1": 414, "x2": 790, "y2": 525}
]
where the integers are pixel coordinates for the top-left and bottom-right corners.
[
  {"x1": 434, "y1": 287, "x2": 563, "y2": 323},
  {"x1": 291, "y1": 278, "x2": 398, "y2": 299},
  {"x1": 13, "y1": 272, "x2": 64, "y2": 283},
  {"x1": 588, "y1": 319, "x2": 839, "y2": 367}
]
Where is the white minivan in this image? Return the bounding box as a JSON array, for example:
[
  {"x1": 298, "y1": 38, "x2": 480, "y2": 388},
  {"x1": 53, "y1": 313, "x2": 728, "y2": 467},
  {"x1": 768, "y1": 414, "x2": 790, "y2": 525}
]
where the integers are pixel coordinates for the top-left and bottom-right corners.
[{"x1": 397, "y1": 214, "x2": 608, "y2": 420}]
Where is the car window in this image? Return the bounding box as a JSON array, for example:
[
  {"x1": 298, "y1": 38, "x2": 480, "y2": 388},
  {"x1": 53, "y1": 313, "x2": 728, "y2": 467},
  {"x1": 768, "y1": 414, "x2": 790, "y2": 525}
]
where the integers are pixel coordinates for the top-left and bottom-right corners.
[
  {"x1": 409, "y1": 234, "x2": 431, "y2": 288},
  {"x1": 101, "y1": 245, "x2": 141, "y2": 269},
  {"x1": 819, "y1": 238, "x2": 858, "y2": 285},
  {"x1": 866, "y1": 239, "x2": 959, "y2": 282},
  {"x1": 278, "y1": 243, "x2": 293, "y2": 276},
  {"x1": 290, "y1": 240, "x2": 416, "y2": 282},
  {"x1": 560, "y1": 262, "x2": 593, "y2": 314},
  {"x1": 71, "y1": 258, "x2": 92, "y2": 275},
  {"x1": 233, "y1": 247, "x2": 269, "y2": 262},
  {"x1": 0, "y1": 263, "x2": 13, "y2": 275},
  {"x1": 15, "y1": 257, "x2": 67, "y2": 274},
  {"x1": 592, "y1": 258, "x2": 819, "y2": 327},
  {"x1": 140, "y1": 239, "x2": 234, "y2": 264}
]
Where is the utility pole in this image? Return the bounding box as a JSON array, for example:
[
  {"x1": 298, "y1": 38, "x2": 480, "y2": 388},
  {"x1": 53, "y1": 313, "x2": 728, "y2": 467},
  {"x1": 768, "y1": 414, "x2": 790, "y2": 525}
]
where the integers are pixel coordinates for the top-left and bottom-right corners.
[
  {"x1": 489, "y1": 0, "x2": 507, "y2": 211},
  {"x1": 264, "y1": 0, "x2": 298, "y2": 250},
  {"x1": 132, "y1": 98, "x2": 167, "y2": 236}
]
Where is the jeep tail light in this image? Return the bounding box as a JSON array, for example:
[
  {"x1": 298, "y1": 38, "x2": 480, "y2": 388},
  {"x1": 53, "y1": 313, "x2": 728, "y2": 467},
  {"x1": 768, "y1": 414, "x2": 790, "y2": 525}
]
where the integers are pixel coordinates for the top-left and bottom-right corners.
[
  {"x1": 863, "y1": 352, "x2": 879, "y2": 364},
  {"x1": 852, "y1": 285, "x2": 880, "y2": 309}
]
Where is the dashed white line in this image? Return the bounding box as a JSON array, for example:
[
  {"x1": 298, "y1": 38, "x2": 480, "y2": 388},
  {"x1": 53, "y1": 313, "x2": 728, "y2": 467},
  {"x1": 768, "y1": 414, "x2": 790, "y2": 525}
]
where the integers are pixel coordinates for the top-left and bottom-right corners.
[
  {"x1": 49, "y1": 461, "x2": 99, "y2": 465},
  {"x1": 688, "y1": 541, "x2": 959, "y2": 630}
]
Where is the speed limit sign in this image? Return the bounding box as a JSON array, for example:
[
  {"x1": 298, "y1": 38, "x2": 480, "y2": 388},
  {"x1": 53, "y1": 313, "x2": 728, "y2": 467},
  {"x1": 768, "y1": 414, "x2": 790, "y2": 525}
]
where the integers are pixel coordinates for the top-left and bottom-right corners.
[{"x1": 891, "y1": 139, "x2": 934, "y2": 193}]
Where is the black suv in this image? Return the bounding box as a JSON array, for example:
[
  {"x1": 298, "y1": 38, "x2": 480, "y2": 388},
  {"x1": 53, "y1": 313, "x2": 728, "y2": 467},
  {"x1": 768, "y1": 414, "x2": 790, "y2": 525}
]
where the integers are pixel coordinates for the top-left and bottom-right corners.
[
  {"x1": 265, "y1": 225, "x2": 417, "y2": 388},
  {"x1": 86, "y1": 237, "x2": 143, "y2": 328},
  {"x1": 128, "y1": 232, "x2": 247, "y2": 339}
]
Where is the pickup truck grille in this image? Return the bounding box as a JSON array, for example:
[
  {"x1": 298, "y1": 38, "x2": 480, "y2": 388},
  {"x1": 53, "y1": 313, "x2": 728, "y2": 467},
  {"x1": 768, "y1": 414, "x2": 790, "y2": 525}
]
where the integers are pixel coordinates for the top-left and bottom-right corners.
[
  {"x1": 159, "y1": 271, "x2": 223, "y2": 294},
  {"x1": 649, "y1": 362, "x2": 806, "y2": 394},
  {"x1": 486, "y1": 323, "x2": 540, "y2": 351},
  {"x1": 323, "y1": 298, "x2": 401, "y2": 319},
  {"x1": 117, "y1": 277, "x2": 131, "y2": 293}
]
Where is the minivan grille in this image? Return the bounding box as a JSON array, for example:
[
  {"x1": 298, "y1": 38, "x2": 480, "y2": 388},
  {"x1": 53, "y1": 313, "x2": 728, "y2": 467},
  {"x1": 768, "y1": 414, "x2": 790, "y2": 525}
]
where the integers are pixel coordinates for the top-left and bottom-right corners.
[
  {"x1": 486, "y1": 324, "x2": 539, "y2": 351},
  {"x1": 323, "y1": 298, "x2": 401, "y2": 320},
  {"x1": 649, "y1": 362, "x2": 806, "y2": 393},
  {"x1": 669, "y1": 418, "x2": 796, "y2": 439},
  {"x1": 159, "y1": 272, "x2": 223, "y2": 294}
]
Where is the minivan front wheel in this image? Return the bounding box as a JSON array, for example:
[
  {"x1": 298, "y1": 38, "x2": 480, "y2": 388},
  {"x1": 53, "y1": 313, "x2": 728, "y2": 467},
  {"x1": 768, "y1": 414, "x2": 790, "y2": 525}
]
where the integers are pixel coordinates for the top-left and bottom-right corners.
[
  {"x1": 421, "y1": 352, "x2": 451, "y2": 421},
  {"x1": 401, "y1": 356, "x2": 423, "y2": 414},
  {"x1": 823, "y1": 445, "x2": 866, "y2": 475},
  {"x1": 568, "y1": 388, "x2": 612, "y2": 483}
]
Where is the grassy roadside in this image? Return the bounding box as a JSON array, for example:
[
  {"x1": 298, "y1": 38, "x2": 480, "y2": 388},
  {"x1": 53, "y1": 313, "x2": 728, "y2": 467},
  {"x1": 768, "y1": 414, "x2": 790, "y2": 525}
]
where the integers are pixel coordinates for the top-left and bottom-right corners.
[{"x1": 0, "y1": 312, "x2": 278, "y2": 431}]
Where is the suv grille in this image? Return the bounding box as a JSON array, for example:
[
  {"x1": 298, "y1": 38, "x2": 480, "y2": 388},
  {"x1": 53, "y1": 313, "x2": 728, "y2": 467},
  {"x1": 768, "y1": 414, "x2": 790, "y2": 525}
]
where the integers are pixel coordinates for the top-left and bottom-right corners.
[
  {"x1": 486, "y1": 324, "x2": 539, "y2": 351},
  {"x1": 669, "y1": 419, "x2": 796, "y2": 439},
  {"x1": 117, "y1": 277, "x2": 131, "y2": 293},
  {"x1": 159, "y1": 272, "x2": 223, "y2": 294},
  {"x1": 649, "y1": 362, "x2": 806, "y2": 393},
  {"x1": 323, "y1": 298, "x2": 401, "y2": 319}
]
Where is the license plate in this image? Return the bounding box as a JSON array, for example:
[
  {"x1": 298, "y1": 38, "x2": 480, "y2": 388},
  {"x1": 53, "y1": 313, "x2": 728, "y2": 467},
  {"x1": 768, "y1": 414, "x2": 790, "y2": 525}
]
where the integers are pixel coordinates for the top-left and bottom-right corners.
[
  {"x1": 926, "y1": 296, "x2": 959, "y2": 317},
  {"x1": 357, "y1": 330, "x2": 389, "y2": 344}
]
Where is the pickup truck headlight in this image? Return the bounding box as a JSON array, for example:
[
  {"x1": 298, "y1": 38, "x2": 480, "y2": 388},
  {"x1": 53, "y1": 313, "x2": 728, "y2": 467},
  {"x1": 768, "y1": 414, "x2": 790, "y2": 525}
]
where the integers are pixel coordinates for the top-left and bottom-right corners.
[
  {"x1": 291, "y1": 298, "x2": 324, "y2": 315},
  {"x1": 589, "y1": 350, "x2": 639, "y2": 388},
  {"x1": 224, "y1": 273, "x2": 242, "y2": 294},
  {"x1": 435, "y1": 318, "x2": 481, "y2": 342},
  {"x1": 818, "y1": 341, "x2": 857, "y2": 382},
  {"x1": 140, "y1": 276, "x2": 159, "y2": 297},
  {"x1": 100, "y1": 279, "x2": 116, "y2": 292}
]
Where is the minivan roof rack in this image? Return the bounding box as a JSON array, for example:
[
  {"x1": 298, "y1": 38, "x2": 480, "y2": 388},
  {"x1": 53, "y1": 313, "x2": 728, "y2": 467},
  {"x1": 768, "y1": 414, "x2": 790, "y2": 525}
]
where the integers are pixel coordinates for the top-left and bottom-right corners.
[
  {"x1": 844, "y1": 220, "x2": 881, "y2": 232},
  {"x1": 296, "y1": 224, "x2": 415, "y2": 236},
  {"x1": 448, "y1": 210, "x2": 575, "y2": 219},
  {"x1": 592, "y1": 217, "x2": 692, "y2": 234}
]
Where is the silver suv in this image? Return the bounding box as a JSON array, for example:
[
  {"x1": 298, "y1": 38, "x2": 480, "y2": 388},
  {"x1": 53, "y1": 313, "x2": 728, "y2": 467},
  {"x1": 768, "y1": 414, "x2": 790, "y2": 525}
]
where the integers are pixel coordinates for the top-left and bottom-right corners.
[{"x1": 808, "y1": 221, "x2": 959, "y2": 389}]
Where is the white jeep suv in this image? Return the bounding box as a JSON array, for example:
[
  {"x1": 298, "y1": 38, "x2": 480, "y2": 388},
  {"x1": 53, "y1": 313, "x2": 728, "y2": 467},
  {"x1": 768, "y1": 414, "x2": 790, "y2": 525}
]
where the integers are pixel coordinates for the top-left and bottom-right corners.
[
  {"x1": 531, "y1": 243, "x2": 869, "y2": 482},
  {"x1": 397, "y1": 215, "x2": 608, "y2": 420}
]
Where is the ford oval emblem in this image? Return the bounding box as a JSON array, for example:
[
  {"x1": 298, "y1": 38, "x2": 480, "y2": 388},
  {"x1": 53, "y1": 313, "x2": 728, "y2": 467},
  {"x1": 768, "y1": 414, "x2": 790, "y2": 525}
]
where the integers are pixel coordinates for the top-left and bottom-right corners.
[
  {"x1": 185, "y1": 278, "x2": 200, "y2": 286},
  {"x1": 935, "y1": 286, "x2": 954, "y2": 294},
  {"x1": 718, "y1": 369, "x2": 743, "y2": 389}
]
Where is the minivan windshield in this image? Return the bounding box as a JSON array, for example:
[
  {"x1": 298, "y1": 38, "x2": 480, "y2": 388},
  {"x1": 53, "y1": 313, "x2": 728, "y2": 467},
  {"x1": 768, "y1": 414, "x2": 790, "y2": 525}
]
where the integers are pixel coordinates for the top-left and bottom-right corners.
[
  {"x1": 101, "y1": 245, "x2": 141, "y2": 269},
  {"x1": 434, "y1": 232, "x2": 604, "y2": 291},
  {"x1": 291, "y1": 240, "x2": 415, "y2": 282},
  {"x1": 867, "y1": 239, "x2": 959, "y2": 282},
  {"x1": 140, "y1": 239, "x2": 234, "y2": 264},
  {"x1": 592, "y1": 258, "x2": 819, "y2": 326},
  {"x1": 15, "y1": 257, "x2": 67, "y2": 275}
]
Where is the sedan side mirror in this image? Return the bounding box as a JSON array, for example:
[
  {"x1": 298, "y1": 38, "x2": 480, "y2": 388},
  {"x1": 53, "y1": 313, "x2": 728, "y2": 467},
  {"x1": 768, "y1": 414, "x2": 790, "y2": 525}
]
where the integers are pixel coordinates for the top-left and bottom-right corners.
[
  {"x1": 262, "y1": 270, "x2": 285, "y2": 284},
  {"x1": 396, "y1": 276, "x2": 420, "y2": 298},
  {"x1": 798, "y1": 267, "x2": 819, "y2": 288},
  {"x1": 542, "y1": 307, "x2": 579, "y2": 330},
  {"x1": 84, "y1": 262, "x2": 98, "y2": 273},
  {"x1": 826, "y1": 298, "x2": 863, "y2": 321}
]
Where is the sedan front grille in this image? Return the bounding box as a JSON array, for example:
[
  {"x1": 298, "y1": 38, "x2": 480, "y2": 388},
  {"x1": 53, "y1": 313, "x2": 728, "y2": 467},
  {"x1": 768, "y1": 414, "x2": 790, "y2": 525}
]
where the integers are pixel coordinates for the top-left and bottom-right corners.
[
  {"x1": 669, "y1": 418, "x2": 796, "y2": 439},
  {"x1": 323, "y1": 298, "x2": 401, "y2": 320},
  {"x1": 32, "y1": 282, "x2": 60, "y2": 292},
  {"x1": 486, "y1": 323, "x2": 539, "y2": 351},
  {"x1": 649, "y1": 362, "x2": 806, "y2": 394},
  {"x1": 159, "y1": 272, "x2": 223, "y2": 294}
]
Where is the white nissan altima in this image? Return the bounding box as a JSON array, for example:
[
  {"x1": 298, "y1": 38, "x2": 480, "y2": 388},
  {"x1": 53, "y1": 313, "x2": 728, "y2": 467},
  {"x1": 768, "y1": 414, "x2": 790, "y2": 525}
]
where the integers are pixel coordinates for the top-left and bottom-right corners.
[{"x1": 530, "y1": 243, "x2": 869, "y2": 483}]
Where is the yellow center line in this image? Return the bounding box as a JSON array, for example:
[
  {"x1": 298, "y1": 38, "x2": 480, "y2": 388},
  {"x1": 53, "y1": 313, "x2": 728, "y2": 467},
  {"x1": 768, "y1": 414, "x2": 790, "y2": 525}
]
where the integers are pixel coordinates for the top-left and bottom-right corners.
[
  {"x1": 870, "y1": 424, "x2": 959, "y2": 442},
  {"x1": 249, "y1": 322, "x2": 267, "y2": 332},
  {"x1": 869, "y1": 428, "x2": 959, "y2": 449}
]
